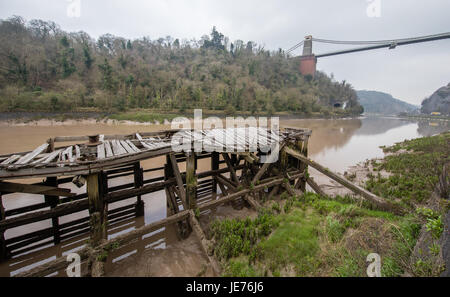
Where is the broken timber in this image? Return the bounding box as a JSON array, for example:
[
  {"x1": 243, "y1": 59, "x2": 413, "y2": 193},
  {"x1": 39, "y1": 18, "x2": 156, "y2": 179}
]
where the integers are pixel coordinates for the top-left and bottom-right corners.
[
  {"x1": 0, "y1": 127, "x2": 316, "y2": 276},
  {"x1": 283, "y1": 146, "x2": 401, "y2": 214}
]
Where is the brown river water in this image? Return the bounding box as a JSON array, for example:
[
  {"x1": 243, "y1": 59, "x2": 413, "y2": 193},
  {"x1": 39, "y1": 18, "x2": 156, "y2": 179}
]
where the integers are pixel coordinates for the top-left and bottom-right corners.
[{"x1": 0, "y1": 117, "x2": 448, "y2": 276}]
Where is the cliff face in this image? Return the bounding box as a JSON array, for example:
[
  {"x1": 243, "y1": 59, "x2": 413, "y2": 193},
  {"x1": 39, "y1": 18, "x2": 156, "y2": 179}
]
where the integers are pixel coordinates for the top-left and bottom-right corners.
[{"x1": 421, "y1": 83, "x2": 450, "y2": 115}]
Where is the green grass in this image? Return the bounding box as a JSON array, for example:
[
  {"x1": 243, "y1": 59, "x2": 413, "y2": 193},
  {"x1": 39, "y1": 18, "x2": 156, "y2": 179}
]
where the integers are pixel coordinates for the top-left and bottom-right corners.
[
  {"x1": 215, "y1": 134, "x2": 449, "y2": 277},
  {"x1": 367, "y1": 132, "x2": 450, "y2": 206},
  {"x1": 258, "y1": 208, "x2": 321, "y2": 275},
  {"x1": 213, "y1": 192, "x2": 422, "y2": 277}
]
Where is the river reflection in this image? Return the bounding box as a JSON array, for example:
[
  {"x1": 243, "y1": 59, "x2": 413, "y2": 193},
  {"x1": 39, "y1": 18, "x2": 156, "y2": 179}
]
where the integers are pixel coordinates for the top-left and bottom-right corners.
[
  {"x1": 0, "y1": 117, "x2": 448, "y2": 276},
  {"x1": 282, "y1": 117, "x2": 449, "y2": 172}
]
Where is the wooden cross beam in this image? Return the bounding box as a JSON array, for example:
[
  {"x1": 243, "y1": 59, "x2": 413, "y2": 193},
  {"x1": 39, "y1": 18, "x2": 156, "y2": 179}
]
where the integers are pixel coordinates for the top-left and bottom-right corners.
[
  {"x1": 169, "y1": 154, "x2": 188, "y2": 210},
  {"x1": 221, "y1": 153, "x2": 239, "y2": 184},
  {"x1": 0, "y1": 181, "x2": 75, "y2": 197},
  {"x1": 283, "y1": 146, "x2": 401, "y2": 214}
]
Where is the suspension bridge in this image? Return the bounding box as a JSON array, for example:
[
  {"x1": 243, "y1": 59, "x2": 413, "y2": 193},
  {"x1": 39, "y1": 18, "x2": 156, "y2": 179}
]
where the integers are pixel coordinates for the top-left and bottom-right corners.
[{"x1": 287, "y1": 32, "x2": 450, "y2": 76}]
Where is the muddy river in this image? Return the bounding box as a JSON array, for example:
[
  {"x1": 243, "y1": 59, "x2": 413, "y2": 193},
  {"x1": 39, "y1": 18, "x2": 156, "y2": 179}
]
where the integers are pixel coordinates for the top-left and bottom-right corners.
[{"x1": 0, "y1": 117, "x2": 448, "y2": 276}]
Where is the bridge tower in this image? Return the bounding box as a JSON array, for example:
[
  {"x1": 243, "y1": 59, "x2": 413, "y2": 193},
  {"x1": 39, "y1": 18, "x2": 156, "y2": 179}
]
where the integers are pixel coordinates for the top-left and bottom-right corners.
[{"x1": 299, "y1": 35, "x2": 317, "y2": 77}]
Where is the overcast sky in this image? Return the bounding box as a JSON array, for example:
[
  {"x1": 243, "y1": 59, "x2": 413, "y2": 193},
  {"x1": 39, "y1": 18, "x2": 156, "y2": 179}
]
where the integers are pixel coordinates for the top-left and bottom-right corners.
[{"x1": 1, "y1": 0, "x2": 449, "y2": 105}]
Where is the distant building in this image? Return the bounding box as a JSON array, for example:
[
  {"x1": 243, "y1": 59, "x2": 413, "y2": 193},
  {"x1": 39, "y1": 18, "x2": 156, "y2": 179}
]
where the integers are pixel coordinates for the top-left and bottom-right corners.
[{"x1": 431, "y1": 112, "x2": 441, "y2": 116}]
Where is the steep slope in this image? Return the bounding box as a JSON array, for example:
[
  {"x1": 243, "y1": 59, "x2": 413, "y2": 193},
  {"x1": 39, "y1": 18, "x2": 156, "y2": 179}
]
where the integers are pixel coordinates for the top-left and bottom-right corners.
[
  {"x1": 0, "y1": 17, "x2": 363, "y2": 116},
  {"x1": 356, "y1": 90, "x2": 418, "y2": 115},
  {"x1": 421, "y1": 83, "x2": 450, "y2": 115}
]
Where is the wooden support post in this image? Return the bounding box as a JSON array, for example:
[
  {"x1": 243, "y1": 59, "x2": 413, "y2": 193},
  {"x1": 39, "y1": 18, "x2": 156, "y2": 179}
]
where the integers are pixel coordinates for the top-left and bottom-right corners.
[
  {"x1": 297, "y1": 138, "x2": 308, "y2": 192},
  {"x1": 44, "y1": 177, "x2": 60, "y2": 244},
  {"x1": 282, "y1": 182, "x2": 301, "y2": 197},
  {"x1": 221, "y1": 153, "x2": 239, "y2": 184},
  {"x1": 268, "y1": 185, "x2": 280, "y2": 200},
  {"x1": 133, "y1": 162, "x2": 145, "y2": 217},
  {"x1": 164, "y1": 156, "x2": 175, "y2": 216},
  {"x1": 307, "y1": 177, "x2": 327, "y2": 197},
  {"x1": 87, "y1": 172, "x2": 107, "y2": 245},
  {"x1": 211, "y1": 152, "x2": 219, "y2": 200},
  {"x1": 280, "y1": 147, "x2": 288, "y2": 170},
  {"x1": 186, "y1": 153, "x2": 197, "y2": 210},
  {"x1": 243, "y1": 194, "x2": 261, "y2": 210},
  {"x1": 169, "y1": 154, "x2": 188, "y2": 210},
  {"x1": 166, "y1": 155, "x2": 190, "y2": 238},
  {"x1": 0, "y1": 192, "x2": 8, "y2": 261}
]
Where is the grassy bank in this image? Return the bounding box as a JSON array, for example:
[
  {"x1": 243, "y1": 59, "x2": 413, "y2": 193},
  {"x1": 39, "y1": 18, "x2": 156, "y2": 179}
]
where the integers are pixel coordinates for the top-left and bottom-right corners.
[
  {"x1": 367, "y1": 132, "x2": 449, "y2": 208},
  {"x1": 107, "y1": 111, "x2": 179, "y2": 123},
  {"x1": 209, "y1": 132, "x2": 449, "y2": 277},
  {"x1": 212, "y1": 193, "x2": 420, "y2": 277},
  {"x1": 0, "y1": 107, "x2": 359, "y2": 124}
]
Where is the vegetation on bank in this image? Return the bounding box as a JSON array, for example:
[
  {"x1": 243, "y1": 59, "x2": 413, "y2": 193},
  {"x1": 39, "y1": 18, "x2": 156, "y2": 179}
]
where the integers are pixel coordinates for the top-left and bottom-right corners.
[
  {"x1": 209, "y1": 133, "x2": 449, "y2": 277},
  {"x1": 211, "y1": 193, "x2": 421, "y2": 277},
  {"x1": 367, "y1": 132, "x2": 449, "y2": 208},
  {"x1": 108, "y1": 111, "x2": 179, "y2": 123},
  {"x1": 0, "y1": 16, "x2": 363, "y2": 116}
]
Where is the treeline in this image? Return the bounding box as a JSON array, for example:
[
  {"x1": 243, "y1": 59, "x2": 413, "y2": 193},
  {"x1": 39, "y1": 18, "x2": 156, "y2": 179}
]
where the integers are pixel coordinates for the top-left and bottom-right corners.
[{"x1": 0, "y1": 16, "x2": 363, "y2": 115}]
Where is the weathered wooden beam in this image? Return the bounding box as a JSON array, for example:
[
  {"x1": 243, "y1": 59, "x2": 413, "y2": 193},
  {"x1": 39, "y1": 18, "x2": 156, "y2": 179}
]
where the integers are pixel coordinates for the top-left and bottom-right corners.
[
  {"x1": 215, "y1": 174, "x2": 237, "y2": 192},
  {"x1": 282, "y1": 182, "x2": 302, "y2": 197},
  {"x1": 0, "y1": 181, "x2": 75, "y2": 197},
  {"x1": 0, "y1": 192, "x2": 7, "y2": 261},
  {"x1": 188, "y1": 210, "x2": 220, "y2": 275},
  {"x1": 198, "y1": 175, "x2": 299, "y2": 212},
  {"x1": 243, "y1": 194, "x2": 261, "y2": 210},
  {"x1": 0, "y1": 199, "x2": 88, "y2": 231},
  {"x1": 15, "y1": 247, "x2": 92, "y2": 277},
  {"x1": 221, "y1": 153, "x2": 239, "y2": 184},
  {"x1": 44, "y1": 177, "x2": 60, "y2": 245},
  {"x1": 211, "y1": 152, "x2": 219, "y2": 200},
  {"x1": 284, "y1": 146, "x2": 401, "y2": 213},
  {"x1": 267, "y1": 185, "x2": 280, "y2": 200},
  {"x1": 169, "y1": 154, "x2": 188, "y2": 210},
  {"x1": 307, "y1": 177, "x2": 327, "y2": 197},
  {"x1": 87, "y1": 172, "x2": 107, "y2": 245},
  {"x1": 15, "y1": 143, "x2": 49, "y2": 165},
  {"x1": 186, "y1": 153, "x2": 197, "y2": 209},
  {"x1": 215, "y1": 177, "x2": 229, "y2": 197},
  {"x1": 133, "y1": 162, "x2": 145, "y2": 216},
  {"x1": 0, "y1": 146, "x2": 173, "y2": 180}
]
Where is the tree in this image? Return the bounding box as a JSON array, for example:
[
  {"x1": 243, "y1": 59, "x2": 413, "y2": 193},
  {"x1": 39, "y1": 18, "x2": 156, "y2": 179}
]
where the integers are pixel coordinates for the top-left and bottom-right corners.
[
  {"x1": 201, "y1": 26, "x2": 225, "y2": 51},
  {"x1": 98, "y1": 58, "x2": 115, "y2": 93}
]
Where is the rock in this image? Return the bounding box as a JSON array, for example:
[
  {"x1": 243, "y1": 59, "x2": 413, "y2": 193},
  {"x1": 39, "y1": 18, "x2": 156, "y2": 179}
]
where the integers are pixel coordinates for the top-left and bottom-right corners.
[{"x1": 421, "y1": 83, "x2": 450, "y2": 115}]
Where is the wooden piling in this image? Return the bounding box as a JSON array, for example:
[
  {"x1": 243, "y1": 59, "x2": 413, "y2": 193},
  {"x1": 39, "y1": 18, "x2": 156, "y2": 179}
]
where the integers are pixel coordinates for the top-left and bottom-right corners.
[
  {"x1": 0, "y1": 192, "x2": 7, "y2": 261},
  {"x1": 211, "y1": 152, "x2": 219, "y2": 200},
  {"x1": 87, "y1": 172, "x2": 107, "y2": 245},
  {"x1": 133, "y1": 162, "x2": 145, "y2": 217},
  {"x1": 44, "y1": 177, "x2": 60, "y2": 244},
  {"x1": 186, "y1": 153, "x2": 197, "y2": 210},
  {"x1": 296, "y1": 138, "x2": 308, "y2": 192}
]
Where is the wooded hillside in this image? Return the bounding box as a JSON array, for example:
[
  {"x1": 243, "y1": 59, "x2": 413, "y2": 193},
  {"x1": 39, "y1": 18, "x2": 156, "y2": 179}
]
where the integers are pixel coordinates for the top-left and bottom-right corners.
[{"x1": 0, "y1": 16, "x2": 363, "y2": 116}]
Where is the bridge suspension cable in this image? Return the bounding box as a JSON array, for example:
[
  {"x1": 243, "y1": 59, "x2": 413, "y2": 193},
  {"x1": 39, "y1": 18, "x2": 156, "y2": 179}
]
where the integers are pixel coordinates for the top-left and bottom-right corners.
[
  {"x1": 312, "y1": 32, "x2": 450, "y2": 46},
  {"x1": 287, "y1": 32, "x2": 450, "y2": 57},
  {"x1": 285, "y1": 40, "x2": 304, "y2": 55}
]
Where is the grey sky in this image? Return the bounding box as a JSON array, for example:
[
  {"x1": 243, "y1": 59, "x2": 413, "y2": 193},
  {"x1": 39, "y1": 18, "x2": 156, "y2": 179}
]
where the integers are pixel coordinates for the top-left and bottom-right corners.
[{"x1": 0, "y1": 0, "x2": 449, "y2": 105}]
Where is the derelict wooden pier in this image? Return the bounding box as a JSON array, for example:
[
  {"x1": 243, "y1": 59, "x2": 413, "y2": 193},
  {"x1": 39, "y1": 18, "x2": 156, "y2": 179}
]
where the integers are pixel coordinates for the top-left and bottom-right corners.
[{"x1": 0, "y1": 127, "x2": 313, "y2": 276}]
